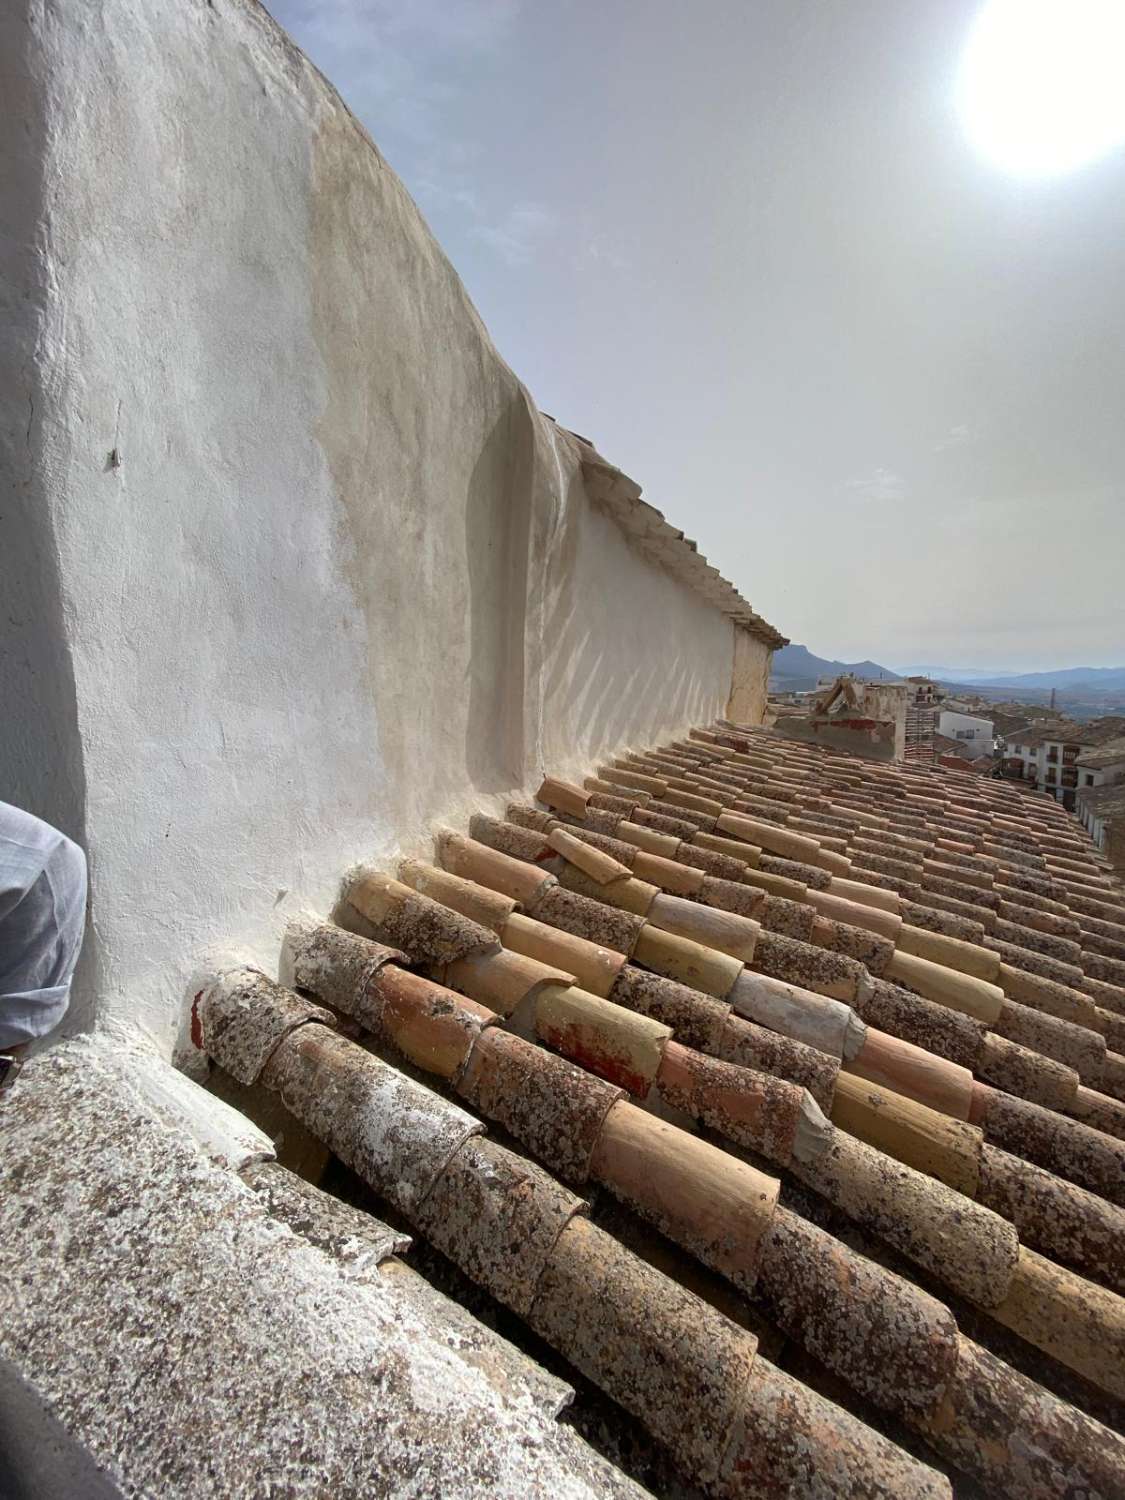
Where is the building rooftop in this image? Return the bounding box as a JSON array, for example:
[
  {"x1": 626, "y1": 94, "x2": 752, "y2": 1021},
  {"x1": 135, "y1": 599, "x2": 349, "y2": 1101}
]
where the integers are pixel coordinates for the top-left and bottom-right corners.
[
  {"x1": 1077, "y1": 782, "x2": 1125, "y2": 820},
  {"x1": 1007, "y1": 718, "x2": 1125, "y2": 752},
  {"x1": 1076, "y1": 738, "x2": 1125, "y2": 770},
  {"x1": 8, "y1": 720, "x2": 1125, "y2": 1497}
]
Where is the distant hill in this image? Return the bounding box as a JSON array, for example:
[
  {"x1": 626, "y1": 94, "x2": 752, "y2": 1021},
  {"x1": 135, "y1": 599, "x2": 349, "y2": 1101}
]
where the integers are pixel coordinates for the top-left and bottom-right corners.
[
  {"x1": 962, "y1": 666, "x2": 1125, "y2": 691},
  {"x1": 770, "y1": 643, "x2": 901, "y2": 691},
  {"x1": 894, "y1": 663, "x2": 1125, "y2": 691}
]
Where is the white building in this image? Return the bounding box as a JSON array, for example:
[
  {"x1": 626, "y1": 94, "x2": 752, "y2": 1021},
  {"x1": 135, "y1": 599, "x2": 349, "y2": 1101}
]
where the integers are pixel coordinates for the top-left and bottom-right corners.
[
  {"x1": 937, "y1": 710, "x2": 993, "y2": 758},
  {"x1": 1002, "y1": 720, "x2": 1125, "y2": 811}
]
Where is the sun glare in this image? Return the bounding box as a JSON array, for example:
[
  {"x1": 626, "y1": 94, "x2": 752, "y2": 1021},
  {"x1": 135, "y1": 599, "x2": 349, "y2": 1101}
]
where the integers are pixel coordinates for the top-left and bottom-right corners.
[{"x1": 957, "y1": 0, "x2": 1125, "y2": 175}]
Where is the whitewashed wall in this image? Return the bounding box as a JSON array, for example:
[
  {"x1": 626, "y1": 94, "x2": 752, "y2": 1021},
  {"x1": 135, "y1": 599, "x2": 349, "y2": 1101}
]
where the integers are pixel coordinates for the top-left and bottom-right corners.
[{"x1": 2, "y1": 0, "x2": 762, "y2": 1052}]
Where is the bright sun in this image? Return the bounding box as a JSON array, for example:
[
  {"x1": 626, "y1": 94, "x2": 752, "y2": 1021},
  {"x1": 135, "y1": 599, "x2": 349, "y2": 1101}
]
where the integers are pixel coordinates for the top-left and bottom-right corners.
[{"x1": 957, "y1": 0, "x2": 1125, "y2": 175}]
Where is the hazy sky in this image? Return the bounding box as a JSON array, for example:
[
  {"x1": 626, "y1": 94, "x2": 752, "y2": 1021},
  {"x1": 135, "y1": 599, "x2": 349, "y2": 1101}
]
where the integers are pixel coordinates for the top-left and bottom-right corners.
[{"x1": 269, "y1": 0, "x2": 1125, "y2": 671}]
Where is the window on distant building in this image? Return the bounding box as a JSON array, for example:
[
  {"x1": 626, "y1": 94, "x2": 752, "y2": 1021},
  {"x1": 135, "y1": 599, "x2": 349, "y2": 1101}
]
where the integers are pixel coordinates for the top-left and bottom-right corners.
[
  {"x1": 1047, "y1": 767, "x2": 1057, "y2": 782},
  {"x1": 1085, "y1": 774, "x2": 1094, "y2": 786}
]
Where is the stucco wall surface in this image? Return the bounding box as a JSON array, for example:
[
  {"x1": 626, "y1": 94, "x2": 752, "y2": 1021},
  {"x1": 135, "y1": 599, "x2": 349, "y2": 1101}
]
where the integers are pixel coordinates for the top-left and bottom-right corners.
[
  {"x1": 727, "y1": 628, "x2": 772, "y2": 725},
  {"x1": 3, "y1": 0, "x2": 747, "y2": 1052}
]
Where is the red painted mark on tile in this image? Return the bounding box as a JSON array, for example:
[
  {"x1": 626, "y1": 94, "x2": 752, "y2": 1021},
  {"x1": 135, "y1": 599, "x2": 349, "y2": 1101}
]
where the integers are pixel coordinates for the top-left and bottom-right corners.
[
  {"x1": 542, "y1": 1022, "x2": 647, "y2": 1096},
  {"x1": 190, "y1": 990, "x2": 205, "y2": 1049}
]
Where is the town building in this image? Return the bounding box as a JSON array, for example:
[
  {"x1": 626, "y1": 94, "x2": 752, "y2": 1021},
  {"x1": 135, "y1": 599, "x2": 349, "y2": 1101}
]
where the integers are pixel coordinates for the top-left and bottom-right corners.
[
  {"x1": 904, "y1": 676, "x2": 944, "y2": 764},
  {"x1": 936, "y1": 709, "x2": 994, "y2": 758},
  {"x1": 1002, "y1": 719, "x2": 1125, "y2": 810},
  {"x1": 1075, "y1": 739, "x2": 1125, "y2": 872}
]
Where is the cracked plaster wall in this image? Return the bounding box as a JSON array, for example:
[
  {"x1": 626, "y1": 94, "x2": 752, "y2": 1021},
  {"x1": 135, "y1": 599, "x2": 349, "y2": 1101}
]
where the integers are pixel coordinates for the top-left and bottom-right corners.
[{"x1": 3, "y1": 0, "x2": 749, "y2": 1054}]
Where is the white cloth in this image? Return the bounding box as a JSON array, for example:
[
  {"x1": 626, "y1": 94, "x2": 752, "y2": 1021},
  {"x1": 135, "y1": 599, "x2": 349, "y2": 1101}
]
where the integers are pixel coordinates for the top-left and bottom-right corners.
[{"x1": 0, "y1": 802, "x2": 87, "y2": 1048}]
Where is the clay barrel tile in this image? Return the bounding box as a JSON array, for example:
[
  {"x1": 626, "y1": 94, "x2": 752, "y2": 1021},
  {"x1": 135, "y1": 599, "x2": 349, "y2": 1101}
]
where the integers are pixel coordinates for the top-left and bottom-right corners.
[
  {"x1": 630, "y1": 847, "x2": 705, "y2": 896},
  {"x1": 536, "y1": 776, "x2": 590, "y2": 820},
  {"x1": 631, "y1": 923, "x2": 744, "y2": 999},
  {"x1": 913, "y1": 887, "x2": 997, "y2": 931},
  {"x1": 754, "y1": 1206, "x2": 960, "y2": 1421},
  {"x1": 347, "y1": 866, "x2": 499, "y2": 966},
  {"x1": 917, "y1": 1334, "x2": 1125, "y2": 1500},
  {"x1": 857, "y1": 978, "x2": 988, "y2": 1071},
  {"x1": 759, "y1": 888, "x2": 822, "y2": 936},
  {"x1": 1103, "y1": 1048, "x2": 1125, "y2": 1103},
  {"x1": 469, "y1": 813, "x2": 555, "y2": 866},
  {"x1": 981, "y1": 1087, "x2": 1125, "y2": 1207},
  {"x1": 547, "y1": 825, "x2": 633, "y2": 884},
  {"x1": 504, "y1": 801, "x2": 555, "y2": 833},
  {"x1": 456, "y1": 1025, "x2": 623, "y2": 1186},
  {"x1": 590, "y1": 1100, "x2": 780, "y2": 1292},
  {"x1": 617, "y1": 819, "x2": 681, "y2": 857},
  {"x1": 199, "y1": 967, "x2": 337, "y2": 1086},
  {"x1": 584, "y1": 790, "x2": 636, "y2": 817},
  {"x1": 368, "y1": 965, "x2": 496, "y2": 1081},
  {"x1": 759, "y1": 853, "x2": 832, "y2": 891},
  {"x1": 900, "y1": 899, "x2": 987, "y2": 944},
  {"x1": 528, "y1": 881, "x2": 647, "y2": 956},
  {"x1": 990, "y1": 1246, "x2": 1125, "y2": 1399},
  {"x1": 997, "y1": 963, "x2": 1098, "y2": 1027},
  {"x1": 647, "y1": 798, "x2": 716, "y2": 834},
  {"x1": 727, "y1": 1355, "x2": 953, "y2": 1500},
  {"x1": 556, "y1": 861, "x2": 659, "y2": 918},
  {"x1": 572, "y1": 805, "x2": 627, "y2": 835},
  {"x1": 846, "y1": 1027, "x2": 975, "y2": 1121},
  {"x1": 741, "y1": 865, "x2": 809, "y2": 902},
  {"x1": 415, "y1": 1134, "x2": 585, "y2": 1318},
  {"x1": 527, "y1": 1215, "x2": 758, "y2": 1490},
  {"x1": 896, "y1": 925, "x2": 1001, "y2": 982},
  {"x1": 977, "y1": 1143, "x2": 1125, "y2": 1293},
  {"x1": 648, "y1": 890, "x2": 760, "y2": 963},
  {"x1": 440, "y1": 945, "x2": 575, "y2": 1016},
  {"x1": 1084, "y1": 951, "x2": 1125, "y2": 987},
  {"x1": 728, "y1": 969, "x2": 856, "y2": 1059},
  {"x1": 699, "y1": 874, "x2": 765, "y2": 919},
  {"x1": 1078, "y1": 973, "x2": 1125, "y2": 1014},
  {"x1": 283, "y1": 916, "x2": 405, "y2": 1014},
  {"x1": 828, "y1": 876, "x2": 901, "y2": 914},
  {"x1": 792, "y1": 1127, "x2": 1019, "y2": 1308},
  {"x1": 975, "y1": 1032, "x2": 1078, "y2": 1112},
  {"x1": 751, "y1": 929, "x2": 863, "y2": 1003},
  {"x1": 608, "y1": 964, "x2": 730, "y2": 1051},
  {"x1": 994, "y1": 917, "x2": 1083, "y2": 967},
  {"x1": 1094, "y1": 1006, "x2": 1125, "y2": 1053},
  {"x1": 657, "y1": 1038, "x2": 816, "y2": 1167},
  {"x1": 985, "y1": 935, "x2": 1085, "y2": 989},
  {"x1": 885, "y1": 949, "x2": 1005, "y2": 1025},
  {"x1": 397, "y1": 858, "x2": 516, "y2": 935},
  {"x1": 660, "y1": 785, "x2": 725, "y2": 819},
  {"x1": 498, "y1": 896, "x2": 624, "y2": 989},
  {"x1": 596, "y1": 764, "x2": 669, "y2": 797},
  {"x1": 692, "y1": 829, "x2": 763, "y2": 868},
  {"x1": 556, "y1": 824, "x2": 644, "y2": 868},
  {"x1": 437, "y1": 828, "x2": 556, "y2": 908},
  {"x1": 813, "y1": 846, "x2": 852, "y2": 877},
  {"x1": 716, "y1": 1013, "x2": 841, "y2": 1112},
  {"x1": 809, "y1": 914, "x2": 895, "y2": 975},
  {"x1": 629, "y1": 805, "x2": 700, "y2": 840},
  {"x1": 994, "y1": 998, "x2": 1107, "y2": 1083},
  {"x1": 716, "y1": 812, "x2": 819, "y2": 864},
  {"x1": 830, "y1": 1072, "x2": 982, "y2": 1195},
  {"x1": 675, "y1": 842, "x2": 747, "y2": 882},
  {"x1": 585, "y1": 780, "x2": 648, "y2": 804},
  {"x1": 806, "y1": 888, "x2": 903, "y2": 941},
  {"x1": 260, "y1": 1025, "x2": 482, "y2": 1217},
  {"x1": 535, "y1": 983, "x2": 671, "y2": 1097}
]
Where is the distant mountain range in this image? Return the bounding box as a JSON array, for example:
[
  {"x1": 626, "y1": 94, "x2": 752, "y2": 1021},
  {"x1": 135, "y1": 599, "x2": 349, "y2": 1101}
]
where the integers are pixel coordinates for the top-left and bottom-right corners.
[
  {"x1": 769, "y1": 644, "x2": 901, "y2": 691},
  {"x1": 771, "y1": 646, "x2": 1125, "y2": 697},
  {"x1": 896, "y1": 663, "x2": 1125, "y2": 690}
]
